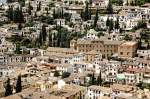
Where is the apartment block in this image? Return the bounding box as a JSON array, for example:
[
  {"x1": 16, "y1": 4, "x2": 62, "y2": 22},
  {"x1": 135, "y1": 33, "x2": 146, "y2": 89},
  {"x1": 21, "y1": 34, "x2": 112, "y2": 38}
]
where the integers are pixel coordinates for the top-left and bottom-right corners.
[
  {"x1": 70, "y1": 39, "x2": 138, "y2": 58},
  {"x1": 118, "y1": 41, "x2": 138, "y2": 58}
]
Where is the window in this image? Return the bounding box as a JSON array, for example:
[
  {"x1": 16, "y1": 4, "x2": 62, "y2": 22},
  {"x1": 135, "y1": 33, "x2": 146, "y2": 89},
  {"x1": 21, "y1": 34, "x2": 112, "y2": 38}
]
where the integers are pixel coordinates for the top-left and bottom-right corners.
[{"x1": 120, "y1": 52, "x2": 123, "y2": 55}]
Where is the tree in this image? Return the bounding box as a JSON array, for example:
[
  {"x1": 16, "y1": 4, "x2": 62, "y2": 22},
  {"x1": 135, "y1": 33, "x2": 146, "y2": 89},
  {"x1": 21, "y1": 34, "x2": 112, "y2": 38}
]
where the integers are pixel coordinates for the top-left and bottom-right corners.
[
  {"x1": 64, "y1": 13, "x2": 71, "y2": 21},
  {"x1": 19, "y1": 0, "x2": 25, "y2": 7},
  {"x1": 41, "y1": 24, "x2": 47, "y2": 42},
  {"x1": 91, "y1": 72, "x2": 95, "y2": 85},
  {"x1": 118, "y1": 0, "x2": 123, "y2": 6},
  {"x1": 18, "y1": 23, "x2": 22, "y2": 30},
  {"x1": 6, "y1": 7, "x2": 13, "y2": 21},
  {"x1": 53, "y1": 8, "x2": 56, "y2": 19},
  {"x1": 145, "y1": 0, "x2": 150, "y2": 3},
  {"x1": 106, "y1": 17, "x2": 110, "y2": 28},
  {"x1": 126, "y1": 0, "x2": 129, "y2": 6},
  {"x1": 40, "y1": 16, "x2": 54, "y2": 24},
  {"x1": 130, "y1": 0, "x2": 135, "y2": 6},
  {"x1": 97, "y1": 32, "x2": 104, "y2": 37},
  {"x1": 46, "y1": 8, "x2": 49, "y2": 15},
  {"x1": 83, "y1": 77, "x2": 87, "y2": 85},
  {"x1": 80, "y1": 10, "x2": 84, "y2": 20},
  {"x1": 37, "y1": 1, "x2": 41, "y2": 11},
  {"x1": 28, "y1": 2, "x2": 33, "y2": 15},
  {"x1": 38, "y1": 32, "x2": 43, "y2": 47},
  {"x1": 62, "y1": 72, "x2": 70, "y2": 78},
  {"x1": 147, "y1": 42, "x2": 150, "y2": 49},
  {"x1": 107, "y1": 0, "x2": 113, "y2": 14},
  {"x1": 5, "y1": 78, "x2": 12, "y2": 96},
  {"x1": 34, "y1": 12, "x2": 37, "y2": 18},
  {"x1": 97, "y1": 70, "x2": 102, "y2": 86},
  {"x1": 61, "y1": 8, "x2": 64, "y2": 18},
  {"x1": 89, "y1": 0, "x2": 92, "y2": 5},
  {"x1": 109, "y1": 19, "x2": 114, "y2": 32},
  {"x1": 13, "y1": 7, "x2": 19, "y2": 23},
  {"x1": 136, "y1": 82, "x2": 150, "y2": 90},
  {"x1": 6, "y1": 0, "x2": 13, "y2": 3},
  {"x1": 54, "y1": 71, "x2": 60, "y2": 77},
  {"x1": 135, "y1": 0, "x2": 145, "y2": 6},
  {"x1": 124, "y1": 34, "x2": 132, "y2": 41},
  {"x1": 133, "y1": 21, "x2": 147, "y2": 31},
  {"x1": 115, "y1": 16, "x2": 120, "y2": 30},
  {"x1": 53, "y1": 33, "x2": 57, "y2": 47},
  {"x1": 15, "y1": 43, "x2": 22, "y2": 54},
  {"x1": 13, "y1": 7, "x2": 24, "y2": 23},
  {"x1": 93, "y1": 8, "x2": 99, "y2": 28},
  {"x1": 49, "y1": 33, "x2": 52, "y2": 47},
  {"x1": 16, "y1": 75, "x2": 22, "y2": 93},
  {"x1": 138, "y1": 38, "x2": 142, "y2": 49},
  {"x1": 18, "y1": 7, "x2": 24, "y2": 23},
  {"x1": 83, "y1": 2, "x2": 90, "y2": 21},
  {"x1": 60, "y1": 31, "x2": 65, "y2": 47},
  {"x1": 56, "y1": 29, "x2": 61, "y2": 47}
]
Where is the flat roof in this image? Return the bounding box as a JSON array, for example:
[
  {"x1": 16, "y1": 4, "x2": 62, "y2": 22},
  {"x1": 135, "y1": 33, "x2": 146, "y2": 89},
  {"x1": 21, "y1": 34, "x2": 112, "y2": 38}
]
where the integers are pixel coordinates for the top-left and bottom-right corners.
[{"x1": 121, "y1": 41, "x2": 137, "y2": 46}]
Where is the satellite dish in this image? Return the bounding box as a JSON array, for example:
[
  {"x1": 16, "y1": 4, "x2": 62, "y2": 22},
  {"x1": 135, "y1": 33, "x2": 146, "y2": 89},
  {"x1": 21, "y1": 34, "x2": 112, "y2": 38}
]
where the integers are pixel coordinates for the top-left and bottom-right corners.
[{"x1": 57, "y1": 80, "x2": 65, "y2": 90}]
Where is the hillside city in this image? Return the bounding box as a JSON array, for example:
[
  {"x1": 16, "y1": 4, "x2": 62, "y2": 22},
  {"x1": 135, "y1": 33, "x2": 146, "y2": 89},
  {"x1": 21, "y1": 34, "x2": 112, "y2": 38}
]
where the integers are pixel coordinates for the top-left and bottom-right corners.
[{"x1": 0, "y1": 0, "x2": 150, "y2": 99}]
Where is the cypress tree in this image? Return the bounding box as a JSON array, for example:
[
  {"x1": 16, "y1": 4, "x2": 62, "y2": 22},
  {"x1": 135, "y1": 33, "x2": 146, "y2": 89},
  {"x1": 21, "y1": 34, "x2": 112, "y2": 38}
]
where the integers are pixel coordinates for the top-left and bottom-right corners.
[
  {"x1": 15, "y1": 43, "x2": 22, "y2": 54},
  {"x1": 89, "y1": 0, "x2": 92, "y2": 5},
  {"x1": 91, "y1": 72, "x2": 95, "y2": 85},
  {"x1": 84, "y1": 77, "x2": 86, "y2": 85},
  {"x1": 56, "y1": 31, "x2": 61, "y2": 47},
  {"x1": 15, "y1": 75, "x2": 22, "y2": 93},
  {"x1": 18, "y1": 23, "x2": 22, "y2": 30},
  {"x1": 6, "y1": 0, "x2": 13, "y2": 3},
  {"x1": 118, "y1": 0, "x2": 123, "y2": 6},
  {"x1": 130, "y1": 0, "x2": 135, "y2": 6},
  {"x1": 20, "y1": 7, "x2": 24, "y2": 23},
  {"x1": 147, "y1": 42, "x2": 150, "y2": 49},
  {"x1": 54, "y1": 71, "x2": 60, "y2": 77},
  {"x1": 39, "y1": 32, "x2": 43, "y2": 46},
  {"x1": 80, "y1": 10, "x2": 84, "y2": 19},
  {"x1": 84, "y1": 2, "x2": 90, "y2": 21},
  {"x1": 13, "y1": 7, "x2": 24, "y2": 23},
  {"x1": 97, "y1": 70, "x2": 102, "y2": 86},
  {"x1": 53, "y1": 33, "x2": 57, "y2": 47},
  {"x1": 134, "y1": 0, "x2": 137, "y2": 6},
  {"x1": 13, "y1": 7, "x2": 19, "y2": 23},
  {"x1": 37, "y1": 1, "x2": 41, "y2": 11},
  {"x1": 61, "y1": 8, "x2": 64, "y2": 18},
  {"x1": 126, "y1": 0, "x2": 129, "y2": 6},
  {"x1": 93, "y1": 8, "x2": 99, "y2": 28},
  {"x1": 109, "y1": 19, "x2": 114, "y2": 32},
  {"x1": 115, "y1": 16, "x2": 120, "y2": 30},
  {"x1": 5, "y1": 78, "x2": 12, "y2": 96},
  {"x1": 19, "y1": 0, "x2": 25, "y2": 7},
  {"x1": 53, "y1": 8, "x2": 56, "y2": 19},
  {"x1": 34, "y1": 12, "x2": 37, "y2": 18},
  {"x1": 107, "y1": 0, "x2": 113, "y2": 14},
  {"x1": 41, "y1": 24, "x2": 47, "y2": 42},
  {"x1": 28, "y1": 2, "x2": 33, "y2": 15},
  {"x1": 138, "y1": 38, "x2": 142, "y2": 49},
  {"x1": 106, "y1": 17, "x2": 110, "y2": 28},
  {"x1": 46, "y1": 8, "x2": 49, "y2": 15},
  {"x1": 49, "y1": 33, "x2": 53, "y2": 47},
  {"x1": 7, "y1": 6, "x2": 13, "y2": 21}
]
